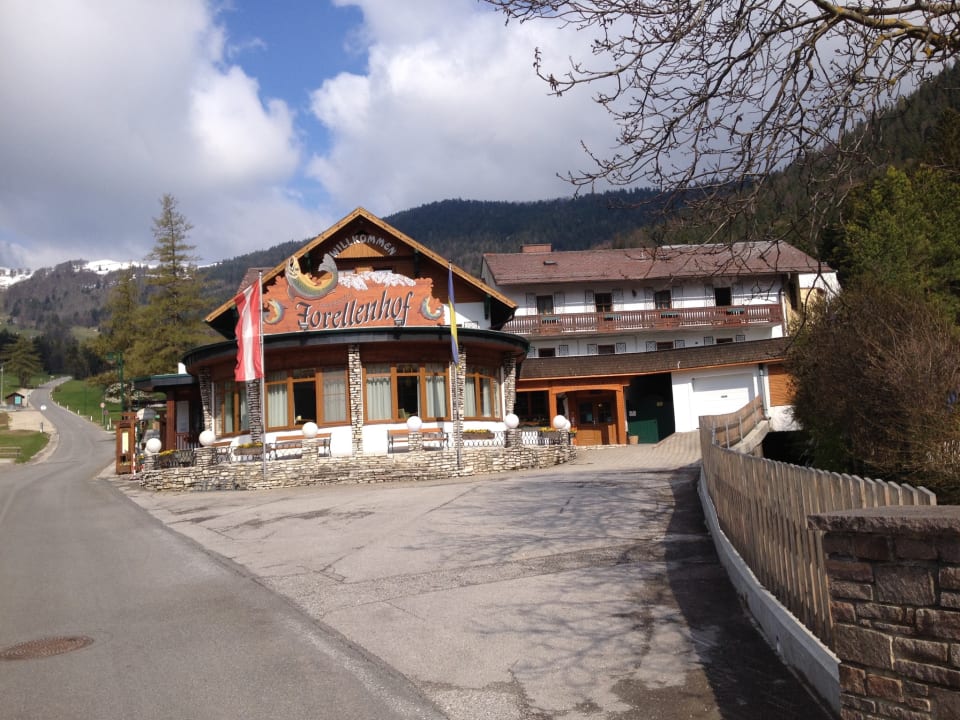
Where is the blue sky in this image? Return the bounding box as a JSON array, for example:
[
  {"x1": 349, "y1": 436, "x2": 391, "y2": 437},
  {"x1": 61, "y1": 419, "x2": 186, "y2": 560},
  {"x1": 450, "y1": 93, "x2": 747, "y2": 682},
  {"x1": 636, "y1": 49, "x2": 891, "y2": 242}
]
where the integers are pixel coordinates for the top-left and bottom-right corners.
[{"x1": 0, "y1": 0, "x2": 612, "y2": 269}]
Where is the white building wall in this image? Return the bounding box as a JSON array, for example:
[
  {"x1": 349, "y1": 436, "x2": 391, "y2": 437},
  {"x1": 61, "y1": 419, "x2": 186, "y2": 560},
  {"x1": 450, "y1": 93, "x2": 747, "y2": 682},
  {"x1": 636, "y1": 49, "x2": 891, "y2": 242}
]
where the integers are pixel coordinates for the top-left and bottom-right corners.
[
  {"x1": 508, "y1": 276, "x2": 784, "y2": 316},
  {"x1": 527, "y1": 325, "x2": 783, "y2": 358},
  {"x1": 671, "y1": 366, "x2": 764, "y2": 433},
  {"x1": 449, "y1": 300, "x2": 489, "y2": 330}
]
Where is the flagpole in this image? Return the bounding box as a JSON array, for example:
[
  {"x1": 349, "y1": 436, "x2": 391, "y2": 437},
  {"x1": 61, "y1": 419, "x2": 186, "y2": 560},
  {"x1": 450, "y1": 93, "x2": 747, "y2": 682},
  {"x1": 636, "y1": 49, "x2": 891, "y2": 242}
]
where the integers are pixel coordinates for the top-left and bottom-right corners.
[
  {"x1": 448, "y1": 263, "x2": 462, "y2": 471},
  {"x1": 258, "y1": 271, "x2": 266, "y2": 482}
]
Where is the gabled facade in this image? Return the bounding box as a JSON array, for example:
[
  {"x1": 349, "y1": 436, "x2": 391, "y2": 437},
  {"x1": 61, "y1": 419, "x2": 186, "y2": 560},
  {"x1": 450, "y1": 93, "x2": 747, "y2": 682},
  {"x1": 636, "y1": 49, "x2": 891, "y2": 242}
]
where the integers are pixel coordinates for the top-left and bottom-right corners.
[
  {"x1": 172, "y1": 208, "x2": 527, "y2": 455},
  {"x1": 481, "y1": 241, "x2": 837, "y2": 443}
]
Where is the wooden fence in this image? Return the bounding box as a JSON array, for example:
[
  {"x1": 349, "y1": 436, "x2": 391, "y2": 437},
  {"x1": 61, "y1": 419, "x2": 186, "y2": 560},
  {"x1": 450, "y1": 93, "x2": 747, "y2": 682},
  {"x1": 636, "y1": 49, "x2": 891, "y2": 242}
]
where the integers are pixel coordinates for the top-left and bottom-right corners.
[{"x1": 699, "y1": 403, "x2": 937, "y2": 649}]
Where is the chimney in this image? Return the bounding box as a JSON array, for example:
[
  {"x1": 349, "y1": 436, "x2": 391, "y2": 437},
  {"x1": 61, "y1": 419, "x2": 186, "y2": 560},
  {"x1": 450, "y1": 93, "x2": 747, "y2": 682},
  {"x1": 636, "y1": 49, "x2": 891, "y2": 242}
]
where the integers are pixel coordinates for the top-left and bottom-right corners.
[{"x1": 521, "y1": 243, "x2": 552, "y2": 253}]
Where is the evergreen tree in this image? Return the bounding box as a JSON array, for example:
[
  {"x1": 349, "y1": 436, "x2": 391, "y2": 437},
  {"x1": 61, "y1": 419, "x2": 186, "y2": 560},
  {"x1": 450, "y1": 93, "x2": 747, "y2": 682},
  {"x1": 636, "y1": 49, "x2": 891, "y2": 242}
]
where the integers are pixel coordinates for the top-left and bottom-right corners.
[
  {"x1": 829, "y1": 166, "x2": 960, "y2": 320},
  {"x1": 2, "y1": 335, "x2": 43, "y2": 387},
  {"x1": 92, "y1": 267, "x2": 143, "y2": 386},
  {"x1": 128, "y1": 194, "x2": 209, "y2": 377}
]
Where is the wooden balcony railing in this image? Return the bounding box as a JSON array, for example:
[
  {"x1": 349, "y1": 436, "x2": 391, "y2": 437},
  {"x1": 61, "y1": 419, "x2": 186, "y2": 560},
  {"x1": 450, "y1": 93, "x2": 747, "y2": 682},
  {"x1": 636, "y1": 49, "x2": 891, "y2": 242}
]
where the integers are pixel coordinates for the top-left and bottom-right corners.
[{"x1": 501, "y1": 304, "x2": 782, "y2": 336}]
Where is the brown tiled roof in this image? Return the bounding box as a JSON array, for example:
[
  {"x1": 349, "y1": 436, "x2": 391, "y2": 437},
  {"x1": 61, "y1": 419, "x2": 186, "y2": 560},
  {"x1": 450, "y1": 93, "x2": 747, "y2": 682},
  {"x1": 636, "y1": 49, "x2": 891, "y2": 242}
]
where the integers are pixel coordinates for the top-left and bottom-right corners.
[
  {"x1": 519, "y1": 337, "x2": 790, "y2": 380},
  {"x1": 484, "y1": 241, "x2": 831, "y2": 286},
  {"x1": 235, "y1": 267, "x2": 272, "y2": 296}
]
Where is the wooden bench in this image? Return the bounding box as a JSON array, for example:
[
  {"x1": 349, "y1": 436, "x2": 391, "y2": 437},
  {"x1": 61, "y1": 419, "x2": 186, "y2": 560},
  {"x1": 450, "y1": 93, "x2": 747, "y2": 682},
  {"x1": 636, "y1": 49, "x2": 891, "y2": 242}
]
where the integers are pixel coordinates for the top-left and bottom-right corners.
[
  {"x1": 268, "y1": 432, "x2": 332, "y2": 459},
  {"x1": 387, "y1": 428, "x2": 448, "y2": 453}
]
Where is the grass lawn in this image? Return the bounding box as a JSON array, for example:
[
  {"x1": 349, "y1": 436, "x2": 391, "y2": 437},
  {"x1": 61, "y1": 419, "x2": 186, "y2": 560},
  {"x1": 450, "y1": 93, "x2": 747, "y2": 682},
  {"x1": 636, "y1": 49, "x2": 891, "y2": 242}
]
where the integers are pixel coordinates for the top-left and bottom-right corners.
[
  {"x1": 0, "y1": 412, "x2": 49, "y2": 463},
  {"x1": 52, "y1": 379, "x2": 119, "y2": 426}
]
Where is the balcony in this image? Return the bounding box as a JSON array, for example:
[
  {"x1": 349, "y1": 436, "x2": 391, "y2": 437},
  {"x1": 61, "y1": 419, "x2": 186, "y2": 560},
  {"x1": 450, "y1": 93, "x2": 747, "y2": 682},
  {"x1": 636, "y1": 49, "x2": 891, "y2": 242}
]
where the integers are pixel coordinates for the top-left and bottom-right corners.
[{"x1": 501, "y1": 304, "x2": 783, "y2": 337}]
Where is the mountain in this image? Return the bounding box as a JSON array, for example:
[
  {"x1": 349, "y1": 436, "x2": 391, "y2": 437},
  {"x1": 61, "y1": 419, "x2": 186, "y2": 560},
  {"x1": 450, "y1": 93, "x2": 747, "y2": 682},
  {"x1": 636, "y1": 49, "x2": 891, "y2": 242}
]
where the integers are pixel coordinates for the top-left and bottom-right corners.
[{"x1": 2, "y1": 260, "x2": 149, "y2": 331}]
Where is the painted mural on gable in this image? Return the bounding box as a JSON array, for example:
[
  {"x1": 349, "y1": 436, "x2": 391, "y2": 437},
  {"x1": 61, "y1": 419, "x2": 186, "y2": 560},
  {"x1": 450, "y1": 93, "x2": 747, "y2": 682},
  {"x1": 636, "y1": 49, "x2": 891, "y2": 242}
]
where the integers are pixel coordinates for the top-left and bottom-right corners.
[{"x1": 262, "y1": 253, "x2": 444, "y2": 334}]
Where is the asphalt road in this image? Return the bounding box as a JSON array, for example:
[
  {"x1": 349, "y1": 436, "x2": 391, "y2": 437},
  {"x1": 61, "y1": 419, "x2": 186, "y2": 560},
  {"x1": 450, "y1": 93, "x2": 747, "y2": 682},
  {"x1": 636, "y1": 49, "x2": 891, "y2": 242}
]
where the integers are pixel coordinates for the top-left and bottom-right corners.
[
  {"x1": 125, "y1": 436, "x2": 833, "y2": 720},
  {"x1": 0, "y1": 383, "x2": 444, "y2": 720}
]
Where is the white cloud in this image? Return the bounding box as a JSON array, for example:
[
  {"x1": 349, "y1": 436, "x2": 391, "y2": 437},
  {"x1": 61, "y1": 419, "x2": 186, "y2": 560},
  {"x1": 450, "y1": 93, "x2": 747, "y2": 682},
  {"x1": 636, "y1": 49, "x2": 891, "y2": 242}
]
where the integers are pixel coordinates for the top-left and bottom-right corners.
[
  {"x1": 309, "y1": 0, "x2": 614, "y2": 214},
  {"x1": 0, "y1": 0, "x2": 621, "y2": 272},
  {"x1": 0, "y1": 0, "x2": 315, "y2": 268}
]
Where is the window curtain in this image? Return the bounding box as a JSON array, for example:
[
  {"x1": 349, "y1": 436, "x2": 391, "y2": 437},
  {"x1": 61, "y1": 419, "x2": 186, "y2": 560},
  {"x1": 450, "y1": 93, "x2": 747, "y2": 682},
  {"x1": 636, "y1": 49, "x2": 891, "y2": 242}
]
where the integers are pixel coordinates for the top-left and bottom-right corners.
[
  {"x1": 238, "y1": 384, "x2": 249, "y2": 431},
  {"x1": 322, "y1": 369, "x2": 347, "y2": 422},
  {"x1": 365, "y1": 364, "x2": 392, "y2": 420},
  {"x1": 426, "y1": 373, "x2": 447, "y2": 418},
  {"x1": 222, "y1": 382, "x2": 234, "y2": 433},
  {"x1": 464, "y1": 378, "x2": 478, "y2": 417},
  {"x1": 266, "y1": 383, "x2": 288, "y2": 428}
]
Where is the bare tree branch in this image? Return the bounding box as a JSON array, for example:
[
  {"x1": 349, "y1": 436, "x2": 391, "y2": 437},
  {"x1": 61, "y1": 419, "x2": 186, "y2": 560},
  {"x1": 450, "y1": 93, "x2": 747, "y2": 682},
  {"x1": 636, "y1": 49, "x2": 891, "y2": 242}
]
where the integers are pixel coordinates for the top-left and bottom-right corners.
[{"x1": 484, "y1": 1, "x2": 960, "y2": 246}]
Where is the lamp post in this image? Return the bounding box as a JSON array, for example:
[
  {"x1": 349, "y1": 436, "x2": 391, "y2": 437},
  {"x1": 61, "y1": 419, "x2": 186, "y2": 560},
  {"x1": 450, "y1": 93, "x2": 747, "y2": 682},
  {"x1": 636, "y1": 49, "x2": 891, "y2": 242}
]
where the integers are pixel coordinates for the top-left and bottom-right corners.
[{"x1": 107, "y1": 352, "x2": 125, "y2": 413}]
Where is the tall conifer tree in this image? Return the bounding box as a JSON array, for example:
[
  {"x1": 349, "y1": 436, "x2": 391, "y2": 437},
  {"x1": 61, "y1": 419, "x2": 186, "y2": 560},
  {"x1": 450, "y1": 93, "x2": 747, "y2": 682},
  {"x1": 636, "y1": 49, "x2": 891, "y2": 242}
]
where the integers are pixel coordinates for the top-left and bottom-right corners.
[{"x1": 128, "y1": 194, "x2": 208, "y2": 376}]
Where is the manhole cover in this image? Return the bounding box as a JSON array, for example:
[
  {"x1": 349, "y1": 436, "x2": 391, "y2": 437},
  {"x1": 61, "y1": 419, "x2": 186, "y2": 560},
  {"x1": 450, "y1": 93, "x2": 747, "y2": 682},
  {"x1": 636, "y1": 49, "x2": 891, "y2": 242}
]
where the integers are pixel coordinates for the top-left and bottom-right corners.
[{"x1": 0, "y1": 636, "x2": 94, "y2": 660}]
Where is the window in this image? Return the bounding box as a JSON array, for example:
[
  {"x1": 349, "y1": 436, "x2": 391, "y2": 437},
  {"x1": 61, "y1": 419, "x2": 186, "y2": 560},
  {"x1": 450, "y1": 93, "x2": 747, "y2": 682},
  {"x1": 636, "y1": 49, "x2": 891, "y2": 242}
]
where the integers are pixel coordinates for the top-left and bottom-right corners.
[
  {"x1": 703, "y1": 336, "x2": 715, "y2": 345},
  {"x1": 322, "y1": 368, "x2": 347, "y2": 422},
  {"x1": 538, "y1": 347, "x2": 556, "y2": 357},
  {"x1": 656, "y1": 341, "x2": 673, "y2": 351},
  {"x1": 265, "y1": 367, "x2": 348, "y2": 430},
  {"x1": 716, "y1": 337, "x2": 734, "y2": 345},
  {"x1": 597, "y1": 344, "x2": 615, "y2": 355},
  {"x1": 363, "y1": 362, "x2": 450, "y2": 422},
  {"x1": 464, "y1": 366, "x2": 499, "y2": 419},
  {"x1": 365, "y1": 363, "x2": 393, "y2": 421},
  {"x1": 558, "y1": 344, "x2": 569, "y2": 356},
  {"x1": 396, "y1": 363, "x2": 421, "y2": 419},
  {"x1": 424, "y1": 364, "x2": 447, "y2": 418},
  {"x1": 645, "y1": 341, "x2": 658, "y2": 352},
  {"x1": 674, "y1": 339, "x2": 685, "y2": 349},
  {"x1": 615, "y1": 342, "x2": 627, "y2": 354},
  {"x1": 216, "y1": 380, "x2": 248, "y2": 435},
  {"x1": 714, "y1": 286, "x2": 732, "y2": 306},
  {"x1": 654, "y1": 290, "x2": 671, "y2": 309},
  {"x1": 594, "y1": 292, "x2": 613, "y2": 312},
  {"x1": 514, "y1": 391, "x2": 548, "y2": 425},
  {"x1": 536, "y1": 294, "x2": 554, "y2": 314}
]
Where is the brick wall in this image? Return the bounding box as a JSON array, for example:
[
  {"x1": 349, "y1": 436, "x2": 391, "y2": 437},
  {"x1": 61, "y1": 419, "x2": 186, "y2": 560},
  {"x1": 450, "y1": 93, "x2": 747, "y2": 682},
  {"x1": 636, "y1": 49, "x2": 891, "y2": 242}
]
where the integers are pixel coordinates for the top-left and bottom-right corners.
[{"x1": 811, "y1": 506, "x2": 960, "y2": 720}]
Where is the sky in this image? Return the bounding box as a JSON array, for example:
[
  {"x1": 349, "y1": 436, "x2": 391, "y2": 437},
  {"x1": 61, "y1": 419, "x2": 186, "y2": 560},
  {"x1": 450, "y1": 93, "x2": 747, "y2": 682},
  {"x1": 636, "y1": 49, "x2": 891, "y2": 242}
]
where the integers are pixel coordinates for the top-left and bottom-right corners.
[{"x1": 0, "y1": 0, "x2": 616, "y2": 270}]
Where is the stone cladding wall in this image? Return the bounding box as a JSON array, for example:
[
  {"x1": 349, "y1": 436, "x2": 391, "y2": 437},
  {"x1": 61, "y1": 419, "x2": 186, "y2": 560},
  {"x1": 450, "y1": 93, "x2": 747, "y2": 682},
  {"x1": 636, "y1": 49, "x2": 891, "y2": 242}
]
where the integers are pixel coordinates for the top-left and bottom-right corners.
[
  {"x1": 140, "y1": 440, "x2": 576, "y2": 492},
  {"x1": 811, "y1": 507, "x2": 960, "y2": 720}
]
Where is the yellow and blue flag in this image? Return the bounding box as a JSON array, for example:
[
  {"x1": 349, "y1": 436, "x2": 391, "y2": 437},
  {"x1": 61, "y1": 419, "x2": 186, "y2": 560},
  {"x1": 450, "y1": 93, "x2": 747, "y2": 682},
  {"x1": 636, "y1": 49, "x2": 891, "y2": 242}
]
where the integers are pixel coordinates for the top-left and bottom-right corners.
[{"x1": 448, "y1": 264, "x2": 459, "y2": 365}]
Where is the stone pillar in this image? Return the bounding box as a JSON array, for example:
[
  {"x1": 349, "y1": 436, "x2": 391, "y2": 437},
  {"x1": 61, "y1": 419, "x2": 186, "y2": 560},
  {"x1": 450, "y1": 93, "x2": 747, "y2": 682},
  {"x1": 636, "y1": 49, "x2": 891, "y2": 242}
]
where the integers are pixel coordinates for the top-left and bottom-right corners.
[
  {"x1": 809, "y1": 506, "x2": 960, "y2": 720},
  {"x1": 348, "y1": 344, "x2": 363, "y2": 455},
  {"x1": 502, "y1": 353, "x2": 517, "y2": 414},
  {"x1": 198, "y1": 368, "x2": 214, "y2": 431},
  {"x1": 410, "y1": 430, "x2": 423, "y2": 452},
  {"x1": 301, "y1": 437, "x2": 320, "y2": 475},
  {"x1": 195, "y1": 446, "x2": 216, "y2": 469},
  {"x1": 246, "y1": 379, "x2": 263, "y2": 444},
  {"x1": 143, "y1": 452, "x2": 158, "y2": 472}
]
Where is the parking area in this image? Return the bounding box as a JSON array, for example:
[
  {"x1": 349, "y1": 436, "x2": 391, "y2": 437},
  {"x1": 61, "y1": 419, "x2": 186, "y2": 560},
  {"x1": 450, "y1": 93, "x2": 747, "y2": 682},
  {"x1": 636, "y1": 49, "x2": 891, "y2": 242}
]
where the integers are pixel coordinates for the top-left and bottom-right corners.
[{"x1": 119, "y1": 436, "x2": 830, "y2": 720}]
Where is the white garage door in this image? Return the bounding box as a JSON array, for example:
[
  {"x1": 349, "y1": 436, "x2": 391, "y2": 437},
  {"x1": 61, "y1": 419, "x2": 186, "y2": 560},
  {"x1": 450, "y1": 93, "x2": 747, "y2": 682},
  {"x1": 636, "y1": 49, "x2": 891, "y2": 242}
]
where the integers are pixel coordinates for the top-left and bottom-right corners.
[{"x1": 692, "y1": 374, "x2": 754, "y2": 418}]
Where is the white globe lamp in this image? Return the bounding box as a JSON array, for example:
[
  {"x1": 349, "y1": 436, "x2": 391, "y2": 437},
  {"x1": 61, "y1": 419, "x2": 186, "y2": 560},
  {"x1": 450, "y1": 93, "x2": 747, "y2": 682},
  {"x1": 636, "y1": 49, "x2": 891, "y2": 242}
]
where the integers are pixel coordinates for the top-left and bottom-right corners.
[
  {"x1": 198, "y1": 430, "x2": 216, "y2": 447},
  {"x1": 552, "y1": 414, "x2": 567, "y2": 430},
  {"x1": 563, "y1": 419, "x2": 572, "y2": 432},
  {"x1": 302, "y1": 421, "x2": 319, "y2": 438},
  {"x1": 145, "y1": 437, "x2": 162, "y2": 454},
  {"x1": 405, "y1": 415, "x2": 423, "y2": 432},
  {"x1": 504, "y1": 413, "x2": 520, "y2": 430}
]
